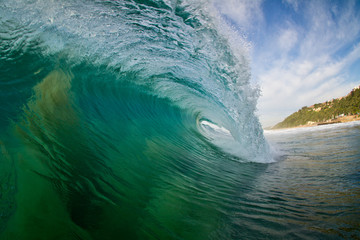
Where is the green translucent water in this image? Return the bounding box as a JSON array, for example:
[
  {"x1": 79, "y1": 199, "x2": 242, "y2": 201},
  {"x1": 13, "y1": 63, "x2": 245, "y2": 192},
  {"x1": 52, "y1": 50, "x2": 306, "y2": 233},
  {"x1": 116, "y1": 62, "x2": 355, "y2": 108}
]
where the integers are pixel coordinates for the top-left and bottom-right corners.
[{"x1": 1, "y1": 0, "x2": 359, "y2": 239}]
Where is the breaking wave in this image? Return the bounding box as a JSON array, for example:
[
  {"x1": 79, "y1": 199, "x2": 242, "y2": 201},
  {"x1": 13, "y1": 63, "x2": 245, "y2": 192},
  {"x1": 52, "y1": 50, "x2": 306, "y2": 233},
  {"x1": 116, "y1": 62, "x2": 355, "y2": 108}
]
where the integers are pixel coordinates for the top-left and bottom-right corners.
[{"x1": 0, "y1": 0, "x2": 272, "y2": 239}]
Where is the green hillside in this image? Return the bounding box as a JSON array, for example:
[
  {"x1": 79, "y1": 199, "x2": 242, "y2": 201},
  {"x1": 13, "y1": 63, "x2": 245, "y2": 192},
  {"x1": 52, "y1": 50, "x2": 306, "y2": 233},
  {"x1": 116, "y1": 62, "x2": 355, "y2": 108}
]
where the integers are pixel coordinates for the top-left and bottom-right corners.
[{"x1": 273, "y1": 86, "x2": 360, "y2": 129}]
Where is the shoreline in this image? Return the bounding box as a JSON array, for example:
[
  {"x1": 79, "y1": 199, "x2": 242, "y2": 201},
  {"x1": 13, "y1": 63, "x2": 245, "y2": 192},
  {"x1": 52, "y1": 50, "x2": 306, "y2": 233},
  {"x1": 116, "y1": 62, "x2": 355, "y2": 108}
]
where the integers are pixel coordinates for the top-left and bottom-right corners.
[{"x1": 270, "y1": 115, "x2": 360, "y2": 130}]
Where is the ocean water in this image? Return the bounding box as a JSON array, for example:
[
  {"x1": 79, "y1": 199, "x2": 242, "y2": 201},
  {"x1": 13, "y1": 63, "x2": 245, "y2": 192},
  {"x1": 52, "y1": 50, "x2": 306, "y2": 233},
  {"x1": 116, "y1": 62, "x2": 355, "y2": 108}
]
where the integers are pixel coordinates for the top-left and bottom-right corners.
[
  {"x1": 264, "y1": 122, "x2": 360, "y2": 239},
  {"x1": 0, "y1": 0, "x2": 359, "y2": 239}
]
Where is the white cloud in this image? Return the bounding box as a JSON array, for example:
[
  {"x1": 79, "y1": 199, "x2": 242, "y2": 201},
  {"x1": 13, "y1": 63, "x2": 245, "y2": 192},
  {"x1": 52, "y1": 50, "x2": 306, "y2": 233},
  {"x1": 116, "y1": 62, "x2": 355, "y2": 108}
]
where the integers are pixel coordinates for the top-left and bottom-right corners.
[
  {"x1": 214, "y1": 0, "x2": 360, "y2": 127},
  {"x1": 250, "y1": 0, "x2": 360, "y2": 127},
  {"x1": 294, "y1": 60, "x2": 314, "y2": 76},
  {"x1": 282, "y1": 0, "x2": 299, "y2": 11},
  {"x1": 277, "y1": 28, "x2": 298, "y2": 52},
  {"x1": 215, "y1": 0, "x2": 264, "y2": 33},
  {"x1": 257, "y1": 51, "x2": 359, "y2": 127}
]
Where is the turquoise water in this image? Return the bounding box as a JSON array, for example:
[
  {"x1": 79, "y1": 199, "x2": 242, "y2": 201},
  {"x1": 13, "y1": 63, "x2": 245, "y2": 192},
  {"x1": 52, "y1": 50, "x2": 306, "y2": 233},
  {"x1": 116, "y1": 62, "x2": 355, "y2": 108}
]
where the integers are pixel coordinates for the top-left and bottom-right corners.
[{"x1": 1, "y1": 0, "x2": 359, "y2": 239}]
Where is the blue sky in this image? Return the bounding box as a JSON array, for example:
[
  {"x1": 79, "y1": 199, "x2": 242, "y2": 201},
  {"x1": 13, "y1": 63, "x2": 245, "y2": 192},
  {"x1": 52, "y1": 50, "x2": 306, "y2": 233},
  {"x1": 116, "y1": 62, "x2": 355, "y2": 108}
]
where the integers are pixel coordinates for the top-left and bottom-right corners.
[{"x1": 216, "y1": 0, "x2": 360, "y2": 127}]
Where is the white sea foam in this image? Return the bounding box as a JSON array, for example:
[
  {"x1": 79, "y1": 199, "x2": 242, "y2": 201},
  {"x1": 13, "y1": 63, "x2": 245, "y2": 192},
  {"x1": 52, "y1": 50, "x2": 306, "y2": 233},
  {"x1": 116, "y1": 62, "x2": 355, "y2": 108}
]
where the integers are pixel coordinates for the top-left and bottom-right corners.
[
  {"x1": 1, "y1": 0, "x2": 270, "y2": 163},
  {"x1": 264, "y1": 120, "x2": 360, "y2": 136},
  {"x1": 200, "y1": 120, "x2": 231, "y2": 136}
]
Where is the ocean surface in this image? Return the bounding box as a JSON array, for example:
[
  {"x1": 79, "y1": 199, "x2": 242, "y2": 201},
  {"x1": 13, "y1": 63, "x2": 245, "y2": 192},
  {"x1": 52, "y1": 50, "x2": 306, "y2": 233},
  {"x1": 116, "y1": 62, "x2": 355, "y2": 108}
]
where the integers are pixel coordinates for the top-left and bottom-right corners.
[{"x1": 0, "y1": 0, "x2": 359, "y2": 239}]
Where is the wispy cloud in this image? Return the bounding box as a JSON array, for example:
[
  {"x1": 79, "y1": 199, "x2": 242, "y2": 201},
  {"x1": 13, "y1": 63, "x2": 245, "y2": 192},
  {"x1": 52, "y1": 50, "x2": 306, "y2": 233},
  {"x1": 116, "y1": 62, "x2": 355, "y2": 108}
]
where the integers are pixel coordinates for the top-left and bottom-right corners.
[
  {"x1": 217, "y1": 0, "x2": 360, "y2": 127},
  {"x1": 283, "y1": 0, "x2": 299, "y2": 12},
  {"x1": 277, "y1": 28, "x2": 298, "y2": 52},
  {"x1": 214, "y1": 0, "x2": 264, "y2": 33}
]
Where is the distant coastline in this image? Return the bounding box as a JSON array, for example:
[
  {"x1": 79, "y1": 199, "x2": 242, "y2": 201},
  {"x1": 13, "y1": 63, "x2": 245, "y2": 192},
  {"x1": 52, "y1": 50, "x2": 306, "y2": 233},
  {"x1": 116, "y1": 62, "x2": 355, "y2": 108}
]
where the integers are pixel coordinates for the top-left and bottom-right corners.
[
  {"x1": 271, "y1": 114, "x2": 360, "y2": 130},
  {"x1": 272, "y1": 85, "x2": 360, "y2": 130}
]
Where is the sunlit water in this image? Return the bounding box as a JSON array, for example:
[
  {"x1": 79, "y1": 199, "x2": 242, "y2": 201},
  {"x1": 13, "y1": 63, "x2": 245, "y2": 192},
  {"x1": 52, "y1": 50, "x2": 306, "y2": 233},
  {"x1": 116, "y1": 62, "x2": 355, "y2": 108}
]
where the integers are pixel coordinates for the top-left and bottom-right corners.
[
  {"x1": 0, "y1": 0, "x2": 359, "y2": 239},
  {"x1": 263, "y1": 122, "x2": 360, "y2": 239}
]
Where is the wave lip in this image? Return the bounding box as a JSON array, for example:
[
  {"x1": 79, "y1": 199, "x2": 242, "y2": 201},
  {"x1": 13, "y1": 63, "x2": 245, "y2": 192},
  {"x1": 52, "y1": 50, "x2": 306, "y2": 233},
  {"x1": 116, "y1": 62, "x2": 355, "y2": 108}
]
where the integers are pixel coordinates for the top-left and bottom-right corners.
[
  {"x1": 0, "y1": 0, "x2": 271, "y2": 162},
  {"x1": 1, "y1": 1, "x2": 275, "y2": 238}
]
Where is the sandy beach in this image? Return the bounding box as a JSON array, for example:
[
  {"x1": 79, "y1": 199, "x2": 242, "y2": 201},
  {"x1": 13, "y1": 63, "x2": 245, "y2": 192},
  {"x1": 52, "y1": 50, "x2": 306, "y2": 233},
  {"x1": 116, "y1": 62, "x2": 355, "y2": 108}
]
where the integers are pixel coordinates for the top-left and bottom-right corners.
[{"x1": 271, "y1": 115, "x2": 360, "y2": 130}]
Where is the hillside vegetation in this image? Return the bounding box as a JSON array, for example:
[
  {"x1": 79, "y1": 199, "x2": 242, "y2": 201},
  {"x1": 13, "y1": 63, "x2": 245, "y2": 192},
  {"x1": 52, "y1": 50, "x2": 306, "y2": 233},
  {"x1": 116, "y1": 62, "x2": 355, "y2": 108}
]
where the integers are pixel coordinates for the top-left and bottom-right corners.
[{"x1": 273, "y1": 86, "x2": 360, "y2": 129}]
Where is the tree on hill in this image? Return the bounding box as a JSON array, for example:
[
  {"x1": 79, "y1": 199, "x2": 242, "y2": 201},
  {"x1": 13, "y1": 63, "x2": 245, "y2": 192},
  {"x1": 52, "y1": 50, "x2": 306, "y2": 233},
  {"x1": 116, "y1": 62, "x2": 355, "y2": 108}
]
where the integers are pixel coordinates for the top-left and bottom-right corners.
[{"x1": 272, "y1": 86, "x2": 360, "y2": 129}]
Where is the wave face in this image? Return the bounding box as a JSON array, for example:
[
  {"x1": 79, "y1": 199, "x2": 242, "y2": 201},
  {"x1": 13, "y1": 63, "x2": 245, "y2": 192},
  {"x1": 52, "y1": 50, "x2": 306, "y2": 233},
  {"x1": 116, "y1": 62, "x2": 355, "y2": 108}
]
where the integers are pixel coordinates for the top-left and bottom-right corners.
[{"x1": 0, "y1": 0, "x2": 271, "y2": 239}]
